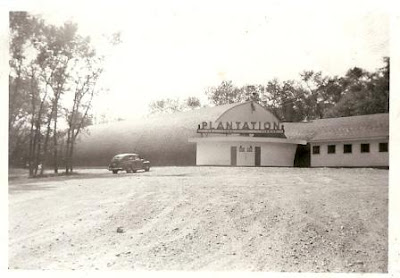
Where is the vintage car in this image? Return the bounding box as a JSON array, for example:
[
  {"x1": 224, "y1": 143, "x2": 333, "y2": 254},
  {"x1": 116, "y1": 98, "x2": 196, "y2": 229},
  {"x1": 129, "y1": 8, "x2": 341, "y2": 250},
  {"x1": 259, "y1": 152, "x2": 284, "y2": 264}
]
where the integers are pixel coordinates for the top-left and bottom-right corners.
[{"x1": 108, "y1": 153, "x2": 150, "y2": 174}]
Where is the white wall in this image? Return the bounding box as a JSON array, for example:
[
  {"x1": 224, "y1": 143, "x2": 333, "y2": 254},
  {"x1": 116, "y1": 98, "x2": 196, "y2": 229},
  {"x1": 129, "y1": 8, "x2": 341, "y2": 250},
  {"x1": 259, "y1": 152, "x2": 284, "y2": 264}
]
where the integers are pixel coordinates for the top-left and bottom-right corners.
[
  {"x1": 260, "y1": 143, "x2": 298, "y2": 167},
  {"x1": 196, "y1": 142, "x2": 231, "y2": 165},
  {"x1": 310, "y1": 140, "x2": 389, "y2": 167},
  {"x1": 196, "y1": 141, "x2": 298, "y2": 166}
]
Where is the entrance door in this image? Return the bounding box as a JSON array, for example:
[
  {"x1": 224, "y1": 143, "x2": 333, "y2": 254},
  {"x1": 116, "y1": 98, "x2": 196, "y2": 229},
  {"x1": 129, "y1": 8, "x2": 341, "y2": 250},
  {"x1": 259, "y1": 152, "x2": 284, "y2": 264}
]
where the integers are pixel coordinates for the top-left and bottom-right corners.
[
  {"x1": 255, "y1": 146, "x2": 261, "y2": 166},
  {"x1": 230, "y1": 146, "x2": 237, "y2": 166}
]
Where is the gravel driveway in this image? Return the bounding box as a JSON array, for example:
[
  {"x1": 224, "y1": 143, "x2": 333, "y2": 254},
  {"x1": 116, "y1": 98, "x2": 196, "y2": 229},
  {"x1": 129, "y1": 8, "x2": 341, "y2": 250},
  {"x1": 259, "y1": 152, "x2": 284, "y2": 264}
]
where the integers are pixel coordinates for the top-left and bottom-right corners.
[{"x1": 8, "y1": 167, "x2": 388, "y2": 272}]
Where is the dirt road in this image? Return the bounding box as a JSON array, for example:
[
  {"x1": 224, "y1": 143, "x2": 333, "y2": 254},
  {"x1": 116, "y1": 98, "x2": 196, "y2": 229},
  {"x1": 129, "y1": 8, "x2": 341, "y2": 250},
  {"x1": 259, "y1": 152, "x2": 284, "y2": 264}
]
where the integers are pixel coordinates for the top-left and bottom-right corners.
[{"x1": 8, "y1": 167, "x2": 388, "y2": 272}]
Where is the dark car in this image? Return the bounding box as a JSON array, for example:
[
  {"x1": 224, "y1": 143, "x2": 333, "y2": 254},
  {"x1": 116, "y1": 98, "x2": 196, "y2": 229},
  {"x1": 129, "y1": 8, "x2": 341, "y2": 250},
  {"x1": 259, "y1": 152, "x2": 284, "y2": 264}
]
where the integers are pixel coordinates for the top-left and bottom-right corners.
[{"x1": 108, "y1": 153, "x2": 150, "y2": 174}]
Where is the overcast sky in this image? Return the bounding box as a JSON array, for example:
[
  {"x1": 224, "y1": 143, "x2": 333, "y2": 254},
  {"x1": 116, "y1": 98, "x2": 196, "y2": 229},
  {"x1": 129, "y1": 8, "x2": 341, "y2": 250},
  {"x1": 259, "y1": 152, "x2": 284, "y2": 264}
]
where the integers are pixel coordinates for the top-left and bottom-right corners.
[{"x1": 7, "y1": 0, "x2": 390, "y2": 120}]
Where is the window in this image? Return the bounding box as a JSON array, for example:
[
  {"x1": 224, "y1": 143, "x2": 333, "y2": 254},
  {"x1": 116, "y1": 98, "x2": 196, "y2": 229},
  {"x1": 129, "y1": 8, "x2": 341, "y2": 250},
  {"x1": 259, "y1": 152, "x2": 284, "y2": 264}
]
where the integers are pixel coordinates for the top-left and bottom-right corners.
[
  {"x1": 328, "y1": 145, "x2": 336, "y2": 154},
  {"x1": 343, "y1": 144, "x2": 352, "y2": 153},
  {"x1": 379, "y1": 142, "x2": 388, "y2": 152},
  {"x1": 361, "y1": 143, "x2": 370, "y2": 153},
  {"x1": 312, "y1": 145, "x2": 320, "y2": 154}
]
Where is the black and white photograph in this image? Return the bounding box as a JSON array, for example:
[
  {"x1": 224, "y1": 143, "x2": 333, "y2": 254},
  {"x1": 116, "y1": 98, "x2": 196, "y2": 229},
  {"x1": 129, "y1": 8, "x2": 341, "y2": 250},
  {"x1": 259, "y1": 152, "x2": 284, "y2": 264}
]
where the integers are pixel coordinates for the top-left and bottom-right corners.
[{"x1": 3, "y1": 0, "x2": 400, "y2": 275}]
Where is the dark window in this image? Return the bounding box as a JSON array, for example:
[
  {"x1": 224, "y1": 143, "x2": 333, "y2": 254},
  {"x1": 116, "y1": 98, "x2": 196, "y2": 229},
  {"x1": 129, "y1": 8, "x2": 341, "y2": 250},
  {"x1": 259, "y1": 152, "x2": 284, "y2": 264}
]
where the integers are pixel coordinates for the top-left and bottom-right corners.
[
  {"x1": 361, "y1": 143, "x2": 370, "y2": 153},
  {"x1": 312, "y1": 145, "x2": 320, "y2": 154},
  {"x1": 328, "y1": 145, "x2": 336, "y2": 154},
  {"x1": 343, "y1": 144, "x2": 352, "y2": 153},
  {"x1": 379, "y1": 142, "x2": 388, "y2": 152}
]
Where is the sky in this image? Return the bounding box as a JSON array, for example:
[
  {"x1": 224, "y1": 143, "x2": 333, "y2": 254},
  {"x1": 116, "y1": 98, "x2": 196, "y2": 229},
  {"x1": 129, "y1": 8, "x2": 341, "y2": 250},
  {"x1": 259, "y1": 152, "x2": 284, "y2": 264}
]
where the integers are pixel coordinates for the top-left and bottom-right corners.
[{"x1": 5, "y1": 0, "x2": 391, "y2": 121}]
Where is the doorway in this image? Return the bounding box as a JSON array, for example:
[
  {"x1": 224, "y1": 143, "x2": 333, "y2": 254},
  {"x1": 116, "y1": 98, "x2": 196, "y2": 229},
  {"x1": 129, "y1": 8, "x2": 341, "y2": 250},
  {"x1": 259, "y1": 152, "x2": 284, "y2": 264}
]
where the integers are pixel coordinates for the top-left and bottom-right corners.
[
  {"x1": 294, "y1": 144, "x2": 310, "y2": 167},
  {"x1": 230, "y1": 146, "x2": 237, "y2": 166},
  {"x1": 255, "y1": 146, "x2": 261, "y2": 166}
]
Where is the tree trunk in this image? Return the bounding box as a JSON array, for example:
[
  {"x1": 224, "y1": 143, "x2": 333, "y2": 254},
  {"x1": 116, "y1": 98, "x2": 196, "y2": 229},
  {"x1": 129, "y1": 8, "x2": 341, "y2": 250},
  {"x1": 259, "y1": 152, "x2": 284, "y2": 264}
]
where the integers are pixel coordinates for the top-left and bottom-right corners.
[
  {"x1": 69, "y1": 140, "x2": 75, "y2": 173},
  {"x1": 53, "y1": 99, "x2": 59, "y2": 174},
  {"x1": 28, "y1": 107, "x2": 36, "y2": 177},
  {"x1": 34, "y1": 141, "x2": 41, "y2": 176},
  {"x1": 40, "y1": 108, "x2": 53, "y2": 176},
  {"x1": 65, "y1": 129, "x2": 71, "y2": 174},
  {"x1": 28, "y1": 69, "x2": 37, "y2": 177}
]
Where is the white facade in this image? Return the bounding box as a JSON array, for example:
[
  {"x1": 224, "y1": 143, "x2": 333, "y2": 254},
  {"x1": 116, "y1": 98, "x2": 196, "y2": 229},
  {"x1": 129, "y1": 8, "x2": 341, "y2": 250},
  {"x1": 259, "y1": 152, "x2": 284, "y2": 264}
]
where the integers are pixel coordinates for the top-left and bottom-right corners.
[
  {"x1": 190, "y1": 136, "x2": 305, "y2": 167},
  {"x1": 198, "y1": 142, "x2": 299, "y2": 167},
  {"x1": 310, "y1": 139, "x2": 389, "y2": 167},
  {"x1": 189, "y1": 102, "x2": 306, "y2": 167}
]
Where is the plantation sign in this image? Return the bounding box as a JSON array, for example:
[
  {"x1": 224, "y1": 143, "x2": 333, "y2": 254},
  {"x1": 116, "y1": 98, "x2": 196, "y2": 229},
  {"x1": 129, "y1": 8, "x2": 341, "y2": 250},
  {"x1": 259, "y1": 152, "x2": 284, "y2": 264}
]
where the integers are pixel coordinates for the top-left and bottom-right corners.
[{"x1": 197, "y1": 121, "x2": 285, "y2": 134}]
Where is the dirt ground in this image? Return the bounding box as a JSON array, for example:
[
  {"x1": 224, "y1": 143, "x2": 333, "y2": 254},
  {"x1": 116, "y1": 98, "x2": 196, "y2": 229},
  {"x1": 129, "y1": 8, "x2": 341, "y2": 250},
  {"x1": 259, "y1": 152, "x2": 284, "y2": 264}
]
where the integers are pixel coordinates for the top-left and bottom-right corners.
[{"x1": 8, "y1": 167, "x2": 388, "y2": 272}]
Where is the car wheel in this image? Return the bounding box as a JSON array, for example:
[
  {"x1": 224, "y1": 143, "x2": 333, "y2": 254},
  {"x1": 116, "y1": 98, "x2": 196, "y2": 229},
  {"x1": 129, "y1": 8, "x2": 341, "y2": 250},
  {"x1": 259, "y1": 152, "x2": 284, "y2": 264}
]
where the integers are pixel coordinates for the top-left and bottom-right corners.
[{"x1": 112, "y1": 170, "x2": 118, "y2": 174}]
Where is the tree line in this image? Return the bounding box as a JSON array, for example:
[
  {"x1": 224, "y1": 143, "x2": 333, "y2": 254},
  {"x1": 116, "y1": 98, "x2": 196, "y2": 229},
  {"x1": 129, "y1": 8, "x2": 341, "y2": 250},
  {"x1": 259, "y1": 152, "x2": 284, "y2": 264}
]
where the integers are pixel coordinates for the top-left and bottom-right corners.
[
  {"x1": 9, "y1": 12, "x2": 116, "y2": 176},
  {"x1": 149, "y1": 58, "x2": 389, "y2": 122}
]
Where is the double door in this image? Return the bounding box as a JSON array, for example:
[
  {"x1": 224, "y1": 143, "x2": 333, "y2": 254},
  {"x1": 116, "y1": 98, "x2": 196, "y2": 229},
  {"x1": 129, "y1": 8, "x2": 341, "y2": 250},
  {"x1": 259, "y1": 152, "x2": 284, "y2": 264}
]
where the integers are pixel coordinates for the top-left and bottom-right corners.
[{"x1": 230, "y1": 146, "x2": 261, "y2": 166}]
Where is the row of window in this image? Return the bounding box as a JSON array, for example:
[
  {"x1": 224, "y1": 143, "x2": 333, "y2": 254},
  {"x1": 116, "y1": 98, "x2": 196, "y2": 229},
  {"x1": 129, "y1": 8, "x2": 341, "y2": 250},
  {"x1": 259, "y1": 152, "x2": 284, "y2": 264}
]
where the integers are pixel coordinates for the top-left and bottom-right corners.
[{"x1": 312, "y1": 142, "x2": 388, "y2": 155}]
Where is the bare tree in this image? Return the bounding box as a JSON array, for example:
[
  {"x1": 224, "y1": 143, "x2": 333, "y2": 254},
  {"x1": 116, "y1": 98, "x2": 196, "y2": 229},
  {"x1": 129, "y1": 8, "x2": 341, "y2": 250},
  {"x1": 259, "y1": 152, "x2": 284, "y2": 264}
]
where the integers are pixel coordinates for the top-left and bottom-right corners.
[
  {"x1": 65, "y1": 59, "x2": 103, "y2": 174},
  {"x1": 9, "y1": 12, "x2": 114, "y2": 176}
]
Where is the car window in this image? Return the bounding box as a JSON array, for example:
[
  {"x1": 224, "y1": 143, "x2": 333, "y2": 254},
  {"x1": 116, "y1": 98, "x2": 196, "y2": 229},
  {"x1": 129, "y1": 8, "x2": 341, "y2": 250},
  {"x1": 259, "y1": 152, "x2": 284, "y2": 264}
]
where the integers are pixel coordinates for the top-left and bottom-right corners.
[
  {"x1": 112, "y1": 155, "x2": 123, "y2": 161},
  {"x1": 111, "y1": 154, "x2": 140, "y2": 161}
]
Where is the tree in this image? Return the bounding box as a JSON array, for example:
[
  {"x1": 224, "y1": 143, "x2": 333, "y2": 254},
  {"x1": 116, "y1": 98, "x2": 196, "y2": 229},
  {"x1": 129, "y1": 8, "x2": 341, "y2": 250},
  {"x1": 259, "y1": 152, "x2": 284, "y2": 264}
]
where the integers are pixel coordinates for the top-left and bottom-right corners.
[
  {"x1": 324, "y1": 58, "x2": 389, "y2": 118},
  {"x1": 148, "y1": 96, "x2": 202, "y2": 114},
  {"x1": 185, "y1": 96, "x2": 201, "y2": 110},
  {"x1": 9, "y1": 12, "x2": 112, "y2": 176},
  {"x1": 203, "y1": 58, "x2": 389, "y2": 121},
  {"x1": 148, "y1": 98, "x2": 182, "y2": 114},
  {"x1": 64, "y1": 54, "x2": 103, "y2": 174},
  {"x1": 9, "y1": 12, "x2": 51, "y2": 174},
  {"x1": 205, "y1": 81, "x2": 246, "y2": 105}
]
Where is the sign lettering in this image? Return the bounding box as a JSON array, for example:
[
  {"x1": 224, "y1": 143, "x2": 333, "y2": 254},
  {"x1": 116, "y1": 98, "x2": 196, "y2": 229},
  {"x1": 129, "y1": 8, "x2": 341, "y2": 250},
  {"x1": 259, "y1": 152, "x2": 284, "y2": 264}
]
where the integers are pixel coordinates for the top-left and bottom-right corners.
[{"x1": 197, "y1": 121, "x2": 285, "y2": 134}]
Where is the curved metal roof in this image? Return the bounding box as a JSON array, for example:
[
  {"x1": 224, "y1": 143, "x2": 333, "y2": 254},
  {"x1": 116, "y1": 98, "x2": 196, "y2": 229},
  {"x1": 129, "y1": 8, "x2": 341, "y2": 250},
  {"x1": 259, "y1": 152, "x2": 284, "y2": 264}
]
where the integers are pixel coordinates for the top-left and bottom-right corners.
[
  {"x1": 74, "y1": 102, "x2": 389, "y2": 166},
  {"x1": 74, "y1": 103, "x2": 241, "y2": 166}
]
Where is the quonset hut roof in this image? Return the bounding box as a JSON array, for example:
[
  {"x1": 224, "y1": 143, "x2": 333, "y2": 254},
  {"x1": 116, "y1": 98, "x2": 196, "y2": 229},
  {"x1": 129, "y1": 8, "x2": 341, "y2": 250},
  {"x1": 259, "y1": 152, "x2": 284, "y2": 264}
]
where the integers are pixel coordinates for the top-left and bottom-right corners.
[
  {"x1": 74, "y1": 103, "x2": 240, "y2": 166},
  {"x1": 74, "y1": 102, "x2": 389, "y2": 167}
]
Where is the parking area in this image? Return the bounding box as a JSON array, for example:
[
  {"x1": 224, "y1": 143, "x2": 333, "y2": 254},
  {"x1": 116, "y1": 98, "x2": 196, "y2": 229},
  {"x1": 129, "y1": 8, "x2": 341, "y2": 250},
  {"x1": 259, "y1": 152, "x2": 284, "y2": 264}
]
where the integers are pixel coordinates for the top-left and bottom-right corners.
[{"x1": 8, "y1": 167, "x2": 388, "y2": 271}]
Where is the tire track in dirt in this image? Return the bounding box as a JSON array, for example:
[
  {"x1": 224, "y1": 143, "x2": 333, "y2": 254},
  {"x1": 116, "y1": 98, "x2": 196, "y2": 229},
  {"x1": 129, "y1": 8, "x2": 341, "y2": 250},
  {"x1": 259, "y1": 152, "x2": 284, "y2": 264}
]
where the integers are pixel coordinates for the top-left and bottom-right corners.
[{"x1": 9, "y1": 167, "x2": 388, "y2": 271}]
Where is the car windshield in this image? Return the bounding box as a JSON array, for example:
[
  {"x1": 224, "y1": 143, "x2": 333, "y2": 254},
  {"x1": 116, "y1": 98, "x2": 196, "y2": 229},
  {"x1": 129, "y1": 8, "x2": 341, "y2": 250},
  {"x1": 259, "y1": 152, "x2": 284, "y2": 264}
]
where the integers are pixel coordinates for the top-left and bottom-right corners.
[
  {"x1": 112, "y1": 155, "x2": 128, "y2": 161},
  {"x1": 111, "y1": 154, "x2": 139, "y2": 161}
]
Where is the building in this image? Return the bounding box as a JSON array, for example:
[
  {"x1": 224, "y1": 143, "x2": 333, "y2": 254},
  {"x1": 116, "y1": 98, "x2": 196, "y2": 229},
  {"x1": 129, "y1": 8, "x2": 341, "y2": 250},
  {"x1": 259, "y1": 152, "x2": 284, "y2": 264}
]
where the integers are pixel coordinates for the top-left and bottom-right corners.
[
  {"x1": 188, "y1": 102, "x2": 306, "y2": 167},
  {"x1": 188, "y1": 101, "x2": 388, "y2": 167},
  {"x1": 284, "y1": 113, "x2": 389, "y2": 168},
  {"x1": 74, "y1": 101, "x2": 389, "y2": 168}
]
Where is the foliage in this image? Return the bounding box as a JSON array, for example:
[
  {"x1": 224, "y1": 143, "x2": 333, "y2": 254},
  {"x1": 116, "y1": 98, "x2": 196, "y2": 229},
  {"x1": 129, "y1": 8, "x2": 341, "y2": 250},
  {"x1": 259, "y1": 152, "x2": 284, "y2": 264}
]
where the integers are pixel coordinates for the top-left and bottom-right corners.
[
  {"x1": 324, "y1": 59, "x2": 389, "y2": 118},
  {"x1": 9, "y1": 12, "x2": 113, "y2": 175},
  {"x1": 205, "y1": 81, "x2": 246, "y2": 105},
  {"x1": 205, "y1": 57, "x2": 389, "y2": 121},
  {"x1": 148, "y1": 96, "x2": 202, "y2": 114}
]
